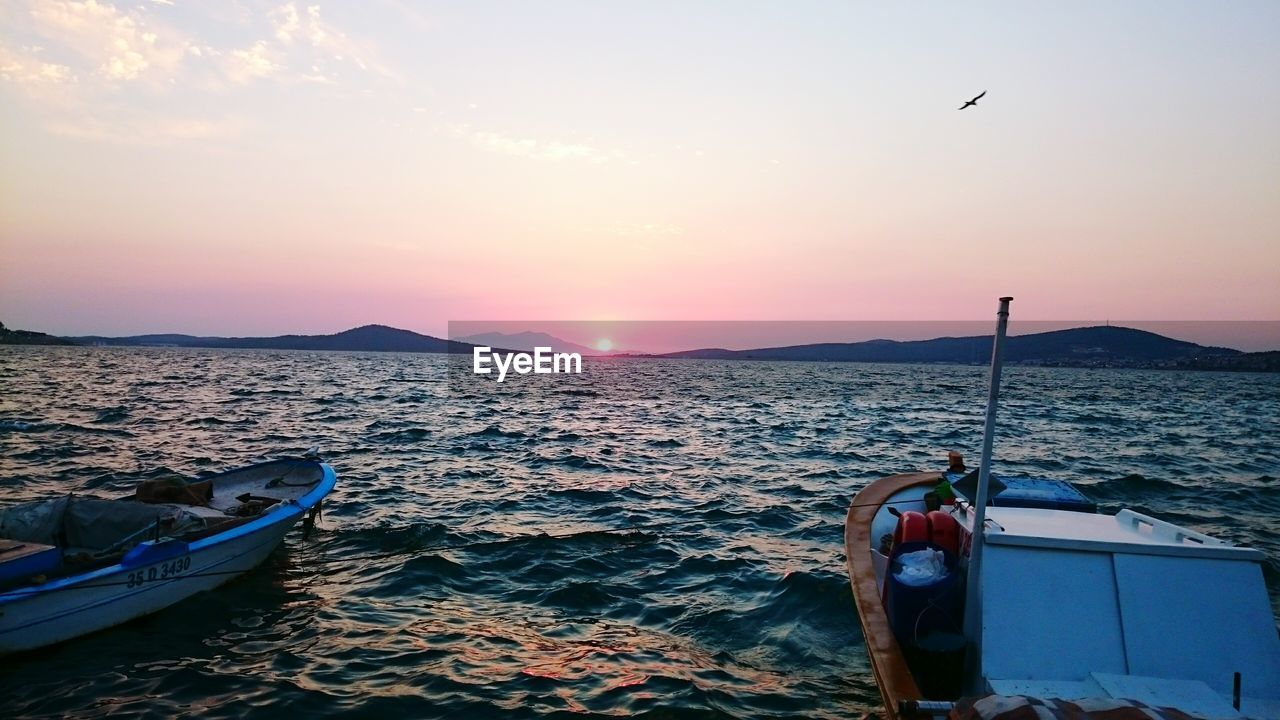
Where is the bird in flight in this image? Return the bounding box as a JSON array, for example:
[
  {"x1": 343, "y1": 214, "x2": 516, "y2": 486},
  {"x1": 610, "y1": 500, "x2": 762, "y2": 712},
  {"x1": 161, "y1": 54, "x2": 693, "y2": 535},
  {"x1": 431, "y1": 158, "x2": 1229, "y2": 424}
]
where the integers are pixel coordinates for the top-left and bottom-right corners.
[{"x1": 958, "y1": 90, "x2": 986, "y2": 110}]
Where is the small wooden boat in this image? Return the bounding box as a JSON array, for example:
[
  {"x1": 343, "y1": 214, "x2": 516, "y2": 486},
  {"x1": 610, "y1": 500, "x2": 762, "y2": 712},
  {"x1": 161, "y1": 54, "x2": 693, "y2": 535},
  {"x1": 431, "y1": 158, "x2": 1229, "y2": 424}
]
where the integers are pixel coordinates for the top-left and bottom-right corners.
[
  {"x1": 846, "y1": 300, "x2": 1280, "y2": 719},
  {"x1": 0, "y1": 456, "x2": 336, "y2": 655}
]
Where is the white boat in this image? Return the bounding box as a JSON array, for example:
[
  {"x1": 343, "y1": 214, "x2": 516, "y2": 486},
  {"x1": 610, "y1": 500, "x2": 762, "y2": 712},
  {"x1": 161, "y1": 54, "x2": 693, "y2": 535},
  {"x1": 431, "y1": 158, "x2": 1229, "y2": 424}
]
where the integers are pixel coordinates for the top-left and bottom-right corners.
[
  {"x1": 845, "y1": 299, "x2": 1280, "y2": 719},
  {"x1": 0, "y1": 456, "x2": 336, "y2": 655}
]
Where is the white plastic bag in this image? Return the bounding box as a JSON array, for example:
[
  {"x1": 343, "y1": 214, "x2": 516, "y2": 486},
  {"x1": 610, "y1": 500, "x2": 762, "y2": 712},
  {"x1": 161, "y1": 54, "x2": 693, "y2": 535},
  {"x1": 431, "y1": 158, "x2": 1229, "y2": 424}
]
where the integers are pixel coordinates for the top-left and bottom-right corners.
[{"x1": 894, "y1": 548, "x2": 948, "y2": 587}]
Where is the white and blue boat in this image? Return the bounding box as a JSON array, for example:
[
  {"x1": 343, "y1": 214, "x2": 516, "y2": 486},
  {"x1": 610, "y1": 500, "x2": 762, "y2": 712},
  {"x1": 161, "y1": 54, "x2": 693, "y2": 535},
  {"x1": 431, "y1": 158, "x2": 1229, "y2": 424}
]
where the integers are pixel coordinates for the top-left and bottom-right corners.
[
  {"x1": 0, "y1": 456, "x2": 335, "y2": 655},
  {"x1": 846, "y1": 300, "x2": 1280, "y2": 719}
]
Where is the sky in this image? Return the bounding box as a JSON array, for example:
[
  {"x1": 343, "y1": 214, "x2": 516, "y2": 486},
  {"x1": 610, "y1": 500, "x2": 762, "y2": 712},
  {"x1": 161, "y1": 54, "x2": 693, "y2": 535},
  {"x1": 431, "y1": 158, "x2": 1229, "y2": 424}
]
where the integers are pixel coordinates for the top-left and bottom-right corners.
[{"x1": 1, "y1": 1, "x2": 1278, "y2": 343}]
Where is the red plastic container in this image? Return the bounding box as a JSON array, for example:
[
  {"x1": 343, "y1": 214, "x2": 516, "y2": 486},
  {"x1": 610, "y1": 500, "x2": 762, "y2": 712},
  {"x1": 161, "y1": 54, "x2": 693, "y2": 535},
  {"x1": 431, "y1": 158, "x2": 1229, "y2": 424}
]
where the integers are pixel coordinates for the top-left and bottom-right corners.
[
  {"x1": 893, "y1": 511, "x2": 929, "y2": 546},
  {"x1": 926, "y1": 511, "x2": 960, "y2": 555}
]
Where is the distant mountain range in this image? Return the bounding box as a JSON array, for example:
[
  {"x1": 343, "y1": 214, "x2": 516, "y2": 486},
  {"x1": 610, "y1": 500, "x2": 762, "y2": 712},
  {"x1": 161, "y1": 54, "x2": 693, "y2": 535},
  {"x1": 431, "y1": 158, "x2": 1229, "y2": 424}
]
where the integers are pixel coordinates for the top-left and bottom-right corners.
[
  {"x1": 653, "y1": 325, "x2": 1270, "y2": 369},
  {"x1": 1, "y1": 321, "x2": 1274, "y2": 371},
  {"x1": 456, "y1": 331, "x2": 605, "y2": 356},
  {"x1": 65, "y1": 324, "x2": 481, "y2": 354}
]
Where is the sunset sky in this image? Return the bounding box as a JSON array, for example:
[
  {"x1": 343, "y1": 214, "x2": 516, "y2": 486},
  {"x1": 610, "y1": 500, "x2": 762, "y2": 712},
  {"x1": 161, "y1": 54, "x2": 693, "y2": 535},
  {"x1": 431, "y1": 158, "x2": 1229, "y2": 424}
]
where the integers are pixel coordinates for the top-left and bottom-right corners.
[{"x1": 2, "y1": 1, "x2": 1278, "y2": 339}]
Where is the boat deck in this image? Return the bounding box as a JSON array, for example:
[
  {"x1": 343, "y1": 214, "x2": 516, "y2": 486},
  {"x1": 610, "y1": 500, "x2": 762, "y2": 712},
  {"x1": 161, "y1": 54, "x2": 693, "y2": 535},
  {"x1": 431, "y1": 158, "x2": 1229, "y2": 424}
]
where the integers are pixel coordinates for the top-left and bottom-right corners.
[{"x1": 203, "y1": 459, "x2": 326, "y2": 514}]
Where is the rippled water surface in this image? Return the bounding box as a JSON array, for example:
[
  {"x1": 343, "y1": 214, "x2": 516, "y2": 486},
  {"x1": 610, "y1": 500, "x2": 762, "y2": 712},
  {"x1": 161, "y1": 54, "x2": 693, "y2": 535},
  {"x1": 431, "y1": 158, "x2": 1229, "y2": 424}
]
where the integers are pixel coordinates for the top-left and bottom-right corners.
[{"x1": 1, "y1": 347, "x2": 1278, "y2": 719}]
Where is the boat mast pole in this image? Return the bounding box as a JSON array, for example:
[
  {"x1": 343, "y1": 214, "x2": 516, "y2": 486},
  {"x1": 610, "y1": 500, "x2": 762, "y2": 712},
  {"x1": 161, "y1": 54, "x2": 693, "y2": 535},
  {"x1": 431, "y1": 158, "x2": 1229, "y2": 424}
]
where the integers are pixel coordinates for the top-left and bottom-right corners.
[{"x1": 961, "y1": 296, "x2": 1013, "y2": 694}]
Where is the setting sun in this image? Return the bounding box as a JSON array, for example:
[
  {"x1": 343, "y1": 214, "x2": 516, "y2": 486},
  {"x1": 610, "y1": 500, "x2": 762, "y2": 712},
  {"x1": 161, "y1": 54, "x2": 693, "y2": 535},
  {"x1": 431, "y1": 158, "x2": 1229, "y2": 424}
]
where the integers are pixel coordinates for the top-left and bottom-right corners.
[{"x1": 595, "y1": 338, "x2": 614, "y2": 352}]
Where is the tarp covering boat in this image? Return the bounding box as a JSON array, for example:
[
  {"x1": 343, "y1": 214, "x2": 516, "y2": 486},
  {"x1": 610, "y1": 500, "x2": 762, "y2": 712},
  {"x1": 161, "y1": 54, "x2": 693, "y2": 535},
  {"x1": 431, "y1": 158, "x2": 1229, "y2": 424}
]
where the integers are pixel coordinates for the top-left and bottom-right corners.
[{"x1": 0, "y1": 496, "x2": 206, "y2": 558}]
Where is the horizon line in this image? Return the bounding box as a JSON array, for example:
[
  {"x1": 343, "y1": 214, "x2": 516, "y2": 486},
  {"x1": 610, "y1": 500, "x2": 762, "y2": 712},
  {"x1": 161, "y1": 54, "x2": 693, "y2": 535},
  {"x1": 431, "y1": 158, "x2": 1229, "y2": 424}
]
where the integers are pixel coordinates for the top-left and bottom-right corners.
[{"x1": 22, "y1": 319, "x2": 1280, "y2": 354}]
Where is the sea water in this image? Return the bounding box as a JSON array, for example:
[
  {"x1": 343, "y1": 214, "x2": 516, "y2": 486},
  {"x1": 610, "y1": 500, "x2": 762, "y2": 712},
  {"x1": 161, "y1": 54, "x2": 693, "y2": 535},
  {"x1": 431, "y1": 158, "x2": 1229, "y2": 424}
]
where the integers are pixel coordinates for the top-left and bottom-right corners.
[{"x1": 1, "y1": 347, "x2": 1277, "y2": 718}]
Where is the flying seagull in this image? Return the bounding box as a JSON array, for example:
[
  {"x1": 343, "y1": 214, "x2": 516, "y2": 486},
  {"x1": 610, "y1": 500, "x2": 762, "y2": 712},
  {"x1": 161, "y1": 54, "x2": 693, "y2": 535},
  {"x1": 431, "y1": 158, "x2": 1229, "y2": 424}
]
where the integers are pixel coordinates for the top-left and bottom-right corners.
[{"x1": 958, "y1": 90, "x2": 986, "y2": 110}]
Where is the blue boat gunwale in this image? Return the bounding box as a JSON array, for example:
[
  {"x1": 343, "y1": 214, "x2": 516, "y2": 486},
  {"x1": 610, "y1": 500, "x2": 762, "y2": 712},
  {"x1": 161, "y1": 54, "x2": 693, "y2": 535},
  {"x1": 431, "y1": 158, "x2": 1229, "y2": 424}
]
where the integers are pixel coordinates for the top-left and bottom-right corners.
[
  {"x1": 0, "y1": 459, "x2": 336, "y2": 603},
  {"x1": 0, "y1": 522, "x2": 289, "y2": 638}
]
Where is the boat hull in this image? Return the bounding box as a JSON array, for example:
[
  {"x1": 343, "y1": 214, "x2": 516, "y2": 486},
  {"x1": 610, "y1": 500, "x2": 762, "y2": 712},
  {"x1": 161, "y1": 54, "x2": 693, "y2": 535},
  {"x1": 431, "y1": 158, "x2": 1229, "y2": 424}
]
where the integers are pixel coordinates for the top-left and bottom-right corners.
[{"x1": 0, "y1": 519, "x2": 292, "y2": 653}]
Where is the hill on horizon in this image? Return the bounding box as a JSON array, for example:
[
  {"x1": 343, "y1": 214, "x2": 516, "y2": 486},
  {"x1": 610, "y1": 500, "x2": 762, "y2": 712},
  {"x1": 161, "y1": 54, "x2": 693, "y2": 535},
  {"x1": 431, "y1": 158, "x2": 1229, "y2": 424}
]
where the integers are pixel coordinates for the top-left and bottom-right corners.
[
  {"x1": 455, "y1": 331, "x2": 604, "y2": 356},
  {"x1": 0, "y1": 321, "x2": 76, "y2": 346},
  {"x1": 67, "y1": 324, "x2": 480, "y2": 354},
  {"x1": 657, "y1": 325, "x2": 1241, "y2": 366}
]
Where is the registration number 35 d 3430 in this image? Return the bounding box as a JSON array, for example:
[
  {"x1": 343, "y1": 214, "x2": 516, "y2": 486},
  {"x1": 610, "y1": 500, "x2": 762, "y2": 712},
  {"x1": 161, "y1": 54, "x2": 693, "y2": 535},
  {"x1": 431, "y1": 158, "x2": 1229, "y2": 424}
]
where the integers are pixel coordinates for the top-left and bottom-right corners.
[{"x1": 126, "y1": 556, "x2": 192, "y2": 588}]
